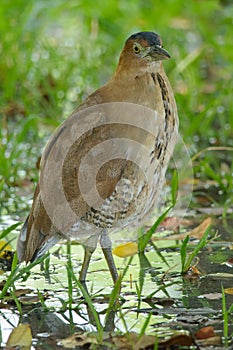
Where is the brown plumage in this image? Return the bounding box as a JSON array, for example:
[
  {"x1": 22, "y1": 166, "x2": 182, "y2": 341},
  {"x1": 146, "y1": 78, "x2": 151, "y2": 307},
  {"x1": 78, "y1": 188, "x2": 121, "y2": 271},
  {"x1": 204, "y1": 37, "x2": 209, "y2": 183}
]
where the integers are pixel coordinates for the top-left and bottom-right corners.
[{"x1": 17, "y1": 31, "x2": 178, "y2": 283}]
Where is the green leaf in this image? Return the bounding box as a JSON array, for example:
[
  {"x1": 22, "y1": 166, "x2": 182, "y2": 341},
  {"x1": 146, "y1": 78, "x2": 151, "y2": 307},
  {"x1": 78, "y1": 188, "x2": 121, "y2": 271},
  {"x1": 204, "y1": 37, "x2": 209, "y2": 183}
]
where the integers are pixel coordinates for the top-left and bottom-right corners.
[
  {"x1": 180, "y1": 235, "x2": 189, "y2": 272},
  {"x1": 0, "y1": 223, "x2": 22, "y2": 240},
  {"x1": 171, "y1": 169, "x2": 178, "y2": 206},
  {"x1": 138, "y1": 206, "x2": 172, "y2": 252}
]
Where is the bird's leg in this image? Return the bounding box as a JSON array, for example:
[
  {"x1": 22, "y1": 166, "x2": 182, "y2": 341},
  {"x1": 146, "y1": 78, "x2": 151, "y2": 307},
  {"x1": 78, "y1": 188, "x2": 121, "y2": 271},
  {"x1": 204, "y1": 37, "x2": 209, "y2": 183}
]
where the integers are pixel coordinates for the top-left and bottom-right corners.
[
  {"x1": 100, "y1": 229, "x2": 118, "y2": 283},
  {"x1": 79, "y1": 233, "x2": 99, "y2": 282}
]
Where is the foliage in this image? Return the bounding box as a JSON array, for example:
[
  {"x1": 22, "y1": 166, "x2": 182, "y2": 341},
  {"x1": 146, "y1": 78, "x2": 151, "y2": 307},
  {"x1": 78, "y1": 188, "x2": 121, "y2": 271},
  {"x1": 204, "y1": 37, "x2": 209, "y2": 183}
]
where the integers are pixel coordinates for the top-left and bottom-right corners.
[
  {"x1": 0, "y1": 0, "x2": 233, "y2": 216},
  {"x1": 180, "y1": 226, "x2": 211, "y2": 273},
  {"x1": 0, "y1": 2, "x2": 233, "y2": 346}
]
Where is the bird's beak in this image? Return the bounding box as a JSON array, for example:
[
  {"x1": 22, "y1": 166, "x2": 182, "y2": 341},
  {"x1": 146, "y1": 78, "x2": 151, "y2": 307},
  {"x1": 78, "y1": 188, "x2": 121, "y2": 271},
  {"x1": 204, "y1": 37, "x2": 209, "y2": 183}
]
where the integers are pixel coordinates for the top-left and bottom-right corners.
[{"x1": 149, "y1": 45, "x2": 171, "y2": 61}]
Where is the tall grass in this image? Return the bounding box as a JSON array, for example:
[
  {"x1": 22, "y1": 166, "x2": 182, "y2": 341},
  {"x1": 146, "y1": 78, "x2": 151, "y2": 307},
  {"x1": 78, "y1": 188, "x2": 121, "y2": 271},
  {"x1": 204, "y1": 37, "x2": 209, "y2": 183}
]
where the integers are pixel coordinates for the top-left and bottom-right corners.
[{"x1": 1, "y1": 1, "x2": 233, "y2": 217}]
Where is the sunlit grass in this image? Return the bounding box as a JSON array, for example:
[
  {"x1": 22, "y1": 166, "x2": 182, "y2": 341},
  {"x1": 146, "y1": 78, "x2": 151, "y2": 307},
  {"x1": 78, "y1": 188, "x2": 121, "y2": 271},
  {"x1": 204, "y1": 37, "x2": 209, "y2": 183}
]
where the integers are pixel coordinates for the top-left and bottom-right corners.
[
  {"x1": 0, "y1": 1, "x2": 233, "y2": 347},
  {"x1": 180, "y1": 226, "x2": 210, "y2": 273},
  {"x1": 0, "y1": 0, "x2": 233, "y2": 215},
  {"x1": 0, "y1": 252, "x2": 49, "y2": 299}
]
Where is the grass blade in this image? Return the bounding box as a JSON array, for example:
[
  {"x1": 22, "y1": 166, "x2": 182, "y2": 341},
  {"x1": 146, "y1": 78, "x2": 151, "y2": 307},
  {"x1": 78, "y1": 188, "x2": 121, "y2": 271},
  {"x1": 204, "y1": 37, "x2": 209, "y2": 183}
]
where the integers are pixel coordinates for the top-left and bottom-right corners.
[
  {"x1": 0, "y1": 223, "x2": 21, "y2": 240},
  {"x1": 138, "y1": 206, "x2": 172, "y2": 252},
  {"x1": 180, "y1": 235, "x2": 189, "y2": 273},
  {"x1": 181, "y1": 225, "x2": 211, "y2": 273},
  {"x1": 222, "y1": 285, "x2": 228, "y2": 347},
  {"x1": 67, "y1": 267, "x2": 103, "y2": 343}
]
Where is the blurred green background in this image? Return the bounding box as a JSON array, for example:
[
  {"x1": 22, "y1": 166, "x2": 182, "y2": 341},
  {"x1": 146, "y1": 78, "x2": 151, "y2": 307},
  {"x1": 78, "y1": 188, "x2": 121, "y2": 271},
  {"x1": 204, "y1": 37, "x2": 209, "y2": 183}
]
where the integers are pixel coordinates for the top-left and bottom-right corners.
[{"x1": 0, "y1": 0, "x2": 233, "y2": 218}]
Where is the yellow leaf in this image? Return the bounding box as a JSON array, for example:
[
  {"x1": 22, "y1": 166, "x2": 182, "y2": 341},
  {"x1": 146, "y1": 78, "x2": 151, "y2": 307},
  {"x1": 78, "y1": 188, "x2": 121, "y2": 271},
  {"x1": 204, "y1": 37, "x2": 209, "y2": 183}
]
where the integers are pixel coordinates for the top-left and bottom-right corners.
[
  {"x1": 113, "y1": 242, "x2": 138, "y2": 258},
  {"x1": 224, "y1": 287, "x2": 233, "y2": 295},
  {"x1": 0, "y1": 240, "x2": 12, "y2": 257},
  {"x1": 7, "y1": 323, "x2": 32, "y2": 349}
]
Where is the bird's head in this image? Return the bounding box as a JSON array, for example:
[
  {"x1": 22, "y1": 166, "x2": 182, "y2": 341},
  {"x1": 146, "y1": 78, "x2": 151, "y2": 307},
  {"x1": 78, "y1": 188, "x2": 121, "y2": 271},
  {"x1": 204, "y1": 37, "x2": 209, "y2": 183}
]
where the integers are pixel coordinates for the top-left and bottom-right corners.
[{"x1": 117, "y1": 31, "x2": 170, "y2": 74}]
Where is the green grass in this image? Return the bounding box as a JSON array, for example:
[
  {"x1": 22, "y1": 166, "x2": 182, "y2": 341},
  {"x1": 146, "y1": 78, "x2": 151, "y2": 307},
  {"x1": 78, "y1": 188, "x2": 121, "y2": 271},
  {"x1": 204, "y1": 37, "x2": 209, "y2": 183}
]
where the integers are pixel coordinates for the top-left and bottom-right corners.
[
  {"x1": 0, "y1": 0, "x2": 231, "y2": 274},
  {"x1": 0, "y1": 251, "x2": 49, "y2": 299},
  {"x1": 222, "y1": 286, "x2": 233, "y2": 348},
  {"x1": 180, "y1": 226, "x2": 210, "y2": 273},
  {"x1": 0, "y1": 0, "x2": 233, "y2": 217},
  {"x1": 222, "y1": 285, "x2": 228, "y2": 347},
  {"x1": 0, "y1": 1, "x2": 233, "y2": 347},
  {"x1": 2, "y1": 0, "x2": 231, "y2": 265}
]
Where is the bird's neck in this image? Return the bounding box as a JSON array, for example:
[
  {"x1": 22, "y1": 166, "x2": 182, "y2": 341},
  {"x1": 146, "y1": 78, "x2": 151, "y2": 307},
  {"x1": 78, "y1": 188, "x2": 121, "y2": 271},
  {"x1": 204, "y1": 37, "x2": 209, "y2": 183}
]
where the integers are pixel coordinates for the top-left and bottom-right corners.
[{"x1": 113, "y1": 60, "x2": 163, "y2": 83}]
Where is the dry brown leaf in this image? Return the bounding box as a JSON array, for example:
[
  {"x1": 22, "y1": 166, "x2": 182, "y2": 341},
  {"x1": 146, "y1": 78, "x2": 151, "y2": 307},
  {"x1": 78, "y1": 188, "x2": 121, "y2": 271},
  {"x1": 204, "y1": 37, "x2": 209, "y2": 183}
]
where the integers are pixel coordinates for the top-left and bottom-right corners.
[
  {"x1": 227, "y1": 257, "x2": 233, "y2": 265},
  {"x1": 14, "y1": 288, "x2": 32, "y2": 297},
  {"x1": 20, "y1": 295, "x2": 41, "y2": 304},
  {"x1": 195, "y1": 326, "x2": 215, "y2": 339},
  {"x1": 111, "y1": 334, "x2": 131, "y2": 349},
  {"x1": 159, "y1": 216, "x2": 181, "y2": 229},
  {"x1": 59, "y1": 333, "x2": 98, "y2": 348},
  {"x1": 196, "y1": 336, "x2": 221, "y2": 346},
  {"x1": 0, "y1": 280, "x2": 6, "y2": 289},
  {"x1": 0, "y1": 302, "x2": 12, "y2": 309},
  {"x1": 157, "y1": 216, "x2": 192, "y2": 231},
  {"x1": 202, "y1": 292, "x2": 222, "y2": 300},
  {"x1": 161, "y1": 333, "x2": 193, "y2": 347},
  {"x1": 111, "y1": 332, "x2": 156, "y2": 350},
  {"x1": 7, "y1": 323, "x2": 32, "y2": 349},
  {"x1": 190, "y1": 266, "x2": 202, "y2": 275},
  {"x1": 157, "y1": 217, "x2": 212, "y2": 241},
  {"x1": 20, "y1": 291, "x2": 49, "y2": 304},
  {"x1": 134, "y1": 334, "x2": 157, "y2": 350},
  {"x1": 188, "y1": 217, "x2": 212, "y2": 238},
  {"x1": 111, "y1": 332, "x2": 193, "y2": 349}
]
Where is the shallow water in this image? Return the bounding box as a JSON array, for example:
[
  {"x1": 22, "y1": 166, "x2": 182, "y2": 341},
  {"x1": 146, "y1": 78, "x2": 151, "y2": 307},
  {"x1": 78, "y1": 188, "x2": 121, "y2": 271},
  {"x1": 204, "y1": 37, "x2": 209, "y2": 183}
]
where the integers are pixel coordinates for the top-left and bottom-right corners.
[{"x1": 0, "y1": 214, "x2": 233, "y2": 349}]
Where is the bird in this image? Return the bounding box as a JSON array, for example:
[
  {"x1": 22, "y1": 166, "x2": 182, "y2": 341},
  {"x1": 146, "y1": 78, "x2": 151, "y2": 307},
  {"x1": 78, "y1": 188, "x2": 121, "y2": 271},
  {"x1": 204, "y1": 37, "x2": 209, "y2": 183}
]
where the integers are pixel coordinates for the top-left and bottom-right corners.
[{"x1": 17, "y1": 31, "x2": 178, "y2": 283}]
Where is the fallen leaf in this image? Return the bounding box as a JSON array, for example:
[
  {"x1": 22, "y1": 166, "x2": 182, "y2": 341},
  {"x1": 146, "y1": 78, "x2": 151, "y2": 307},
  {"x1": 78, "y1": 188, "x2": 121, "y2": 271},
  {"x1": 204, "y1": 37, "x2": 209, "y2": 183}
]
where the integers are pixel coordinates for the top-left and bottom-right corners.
[
  {"x1": 188, "y1": 217, "x2": 212, "y2": 238},
  {"x1": 157, "y1": 217, "x2": 212, "y2": 241},
  {"x1": 195, "y1": 326, "x2": 215, "y2": 339},
  {"x1": 20, "y1": 295, "x2": 42, "y2": 304},
  {"x1": 0, "y1": 240, "x2": 12, "y2": 258},
  {"x1": 189, "y1": 263, "x2": 202, "y2": 275},
  {"x1": 0, "y1": 302, "x2": 12, "y2": 309},
  {"x1": 111, "y1": 334, "x2": 131, "y2": 350},
  {"x1": 7, "y1": 323, "x2": 32, "y2": 349},
  {"x1": 195, "y1": 336, "x2": 221, "y2": 346},
  {"x1": 111, "y1": 332, "x2": 156, "y2": 350},
  {"x1": 134, "y1": 334, "x2": 157, "y2": 350},
  {"x1": 0, "y1": 280, "x2": 6, "y2": 289},
  {"x1": 201, "y1": 292, "x2": 222, "y2": 300},
  {"x1": 111, "y1": 332, "x2": 193, "y2": 349},
  {"x1": 21, "y1": 291, "x2": 49, "y2": 304},
  {"x1": 159, "y1": 216, "x2": 181, "y2": 229},
  {"x1": 0, "y1": 240, "x2": 12, "y2": 252},
  {"x1": 14, "y1": 288, "x2": 33, "y2": 297},
  {"x1": 225, "y1": 258, "x2": 233, "y2": 267},
  {"x1": 113, "y1": 242, "x2": 138, "y2": 258},
  {"x1": 224, "y1": 287, "x2": 233, "y2": 295},
  {"x1": 59, "y1": 333, "x2": 98, "y2": 348},
  {"x1": 143, "y1": 296, "x2": 174, "y2": 307},
  {"x1": 161, "y1": 333, "x2": 193, "y2": 347}
]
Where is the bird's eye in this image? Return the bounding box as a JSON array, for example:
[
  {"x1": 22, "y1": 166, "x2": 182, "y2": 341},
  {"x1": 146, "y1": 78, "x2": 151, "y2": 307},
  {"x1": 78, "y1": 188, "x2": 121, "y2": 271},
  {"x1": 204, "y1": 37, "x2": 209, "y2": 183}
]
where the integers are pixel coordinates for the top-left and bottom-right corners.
[{"x1": 133, "y1": 44, "x2": 141, "y2": 54}]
